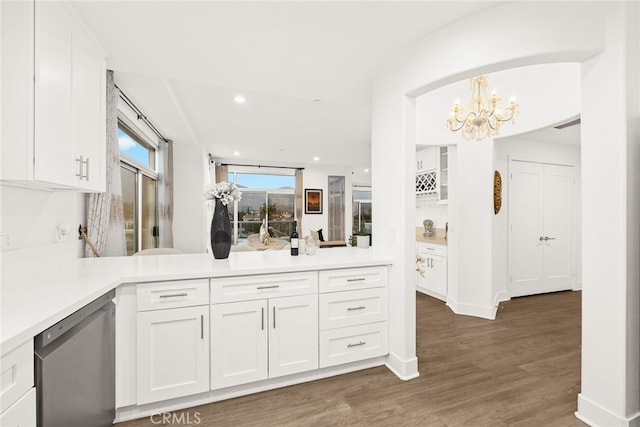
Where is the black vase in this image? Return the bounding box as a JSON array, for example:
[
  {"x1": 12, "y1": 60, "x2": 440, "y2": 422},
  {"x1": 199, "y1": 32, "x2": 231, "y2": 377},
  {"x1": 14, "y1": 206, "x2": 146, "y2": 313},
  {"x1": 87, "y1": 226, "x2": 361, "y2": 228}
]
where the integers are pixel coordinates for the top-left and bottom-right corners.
[{"x1": 210, "y1": 198, "x2": 232, "y2": 259}]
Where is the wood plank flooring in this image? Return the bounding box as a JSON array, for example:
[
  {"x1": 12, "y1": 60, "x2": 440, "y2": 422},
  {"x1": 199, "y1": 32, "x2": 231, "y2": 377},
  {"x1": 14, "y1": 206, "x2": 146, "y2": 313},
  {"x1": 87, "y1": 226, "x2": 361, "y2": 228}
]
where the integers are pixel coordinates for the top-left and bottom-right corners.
[{"x1": 119, "y1": 291, "x2": 584, "y2": 426}]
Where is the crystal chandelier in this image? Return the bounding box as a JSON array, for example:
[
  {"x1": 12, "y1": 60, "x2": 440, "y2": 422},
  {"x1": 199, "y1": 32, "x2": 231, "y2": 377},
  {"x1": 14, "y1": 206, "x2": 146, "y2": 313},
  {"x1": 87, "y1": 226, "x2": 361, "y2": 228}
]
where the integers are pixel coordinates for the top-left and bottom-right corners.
[{"x1": 446, "y1": 75, "x2": 519, "y2": 142}]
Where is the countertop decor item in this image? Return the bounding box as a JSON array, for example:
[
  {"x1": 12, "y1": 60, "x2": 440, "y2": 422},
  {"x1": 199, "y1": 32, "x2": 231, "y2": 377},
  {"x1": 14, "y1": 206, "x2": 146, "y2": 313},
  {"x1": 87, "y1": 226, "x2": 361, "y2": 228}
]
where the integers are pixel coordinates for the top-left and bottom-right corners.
[
  {"x1": 423, "y1": 219, "x2": 434, "y2": 237},
  {"x1": 204, "y1": 182, "x2": 242, "y2": 259}
]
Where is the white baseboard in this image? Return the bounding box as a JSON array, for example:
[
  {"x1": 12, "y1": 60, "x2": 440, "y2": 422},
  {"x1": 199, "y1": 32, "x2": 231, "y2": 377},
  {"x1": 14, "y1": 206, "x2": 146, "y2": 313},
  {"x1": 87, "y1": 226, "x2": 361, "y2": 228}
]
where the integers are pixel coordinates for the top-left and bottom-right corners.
[
  {"x1": 493, "y1": 290, "x2": 510, "y2": 307},
  {"x1": 576, "y1": 393, "x2": 640, "y2": 427},
  {"x1": 446, "y1": 295, "x2": 497, "y2": 320},
  {"x1": 385, "y1": 352, "x2": 419, "y2": 381},
  {"x1": 573, "y1": 280, "x2": 583, "y2": 291}
]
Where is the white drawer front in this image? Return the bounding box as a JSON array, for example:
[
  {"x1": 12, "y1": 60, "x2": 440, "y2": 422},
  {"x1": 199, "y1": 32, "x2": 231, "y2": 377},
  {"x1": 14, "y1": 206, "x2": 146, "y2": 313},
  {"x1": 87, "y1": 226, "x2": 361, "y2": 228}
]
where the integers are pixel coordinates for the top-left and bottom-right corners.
[
  {"x1": 137, "y1": 279, "x2": 209, "y2": 311},
  {"x1": 417, "y1": 242, "x2": 447, "y2": 257},
  {"x1": 0, "y1": 339, "x2": 33, "y2": 414},
  {"x1": 211, "y1": 272, "x2": 318, "y2": 304},
  {"x1": 319, "y1": 322, "x2": 388, "y2": 368},
  {"x1": 319, "y1": 288, "x2": 388, "y2": 330},
  {"x1": 319, "y1": 266, "x2": 388, "y2": 293},
  {"x1": 0, "y1": 387, "x2": 36, "y2": 426}
]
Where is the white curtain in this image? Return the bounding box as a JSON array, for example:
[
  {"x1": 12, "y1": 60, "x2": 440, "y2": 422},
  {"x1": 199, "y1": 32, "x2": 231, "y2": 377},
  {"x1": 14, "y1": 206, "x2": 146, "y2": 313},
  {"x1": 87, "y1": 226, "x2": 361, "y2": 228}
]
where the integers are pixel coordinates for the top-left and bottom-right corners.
[
  {"x1": 157, "y1": 139, "x2": 174, "y2": 247},
  {"x1": 295, "y1": 169, "x2": 303, "y2": 235},
  {"x1": 86, "y1": 70, "x2": 126, "y2": 257}
]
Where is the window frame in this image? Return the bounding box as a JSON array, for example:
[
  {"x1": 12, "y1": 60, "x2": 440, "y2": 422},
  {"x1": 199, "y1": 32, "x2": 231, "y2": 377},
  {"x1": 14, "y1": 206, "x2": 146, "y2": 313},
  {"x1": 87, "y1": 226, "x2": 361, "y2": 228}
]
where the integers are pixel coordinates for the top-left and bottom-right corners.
[{"x1": 118, "y1": 116, "x2": 159, "y2": 255}]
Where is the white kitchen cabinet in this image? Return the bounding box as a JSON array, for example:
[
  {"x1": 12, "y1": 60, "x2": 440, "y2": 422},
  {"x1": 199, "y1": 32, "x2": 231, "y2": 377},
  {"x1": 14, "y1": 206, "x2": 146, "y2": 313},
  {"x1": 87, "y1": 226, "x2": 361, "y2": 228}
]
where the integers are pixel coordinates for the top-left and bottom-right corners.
[
  {"x1": 269, "y1": 294, "x2": 318, "y2": 378},
  {"x1": 136, "y1": 305, "x2": 209, "y2": 405},
  {"x1": 1, "y1": 1, "x2": 106, "y2": 191},
  {"x1": 416, "y1": 242, "x2": 447, "y2": 301},
  {"x1": 210, "y1": 294, "x2": 318, "y2": 390},
  {"x1": 210, "y1": 300, "x2": 268, "y2": 389},
  {"x1": 318, "y1": 267, "x2": 389, "y2": 369},
  {"x1": 416, "y1": 147, "x2": 436, "y2": 174},
  {"x1": 0, "y1": 388, "x2": 36, "y2": 427},
  {"x1": 0, "y1": 339, "x2": 35, "y2": 425},
  {"x1": 136, "y1": 279, "x2": 209, "y2": 405}
]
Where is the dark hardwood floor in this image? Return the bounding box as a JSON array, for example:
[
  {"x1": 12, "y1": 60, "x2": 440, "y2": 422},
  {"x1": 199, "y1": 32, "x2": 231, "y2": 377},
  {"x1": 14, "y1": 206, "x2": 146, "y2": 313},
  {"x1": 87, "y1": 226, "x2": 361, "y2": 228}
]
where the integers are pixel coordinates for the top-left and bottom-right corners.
[{"x1": 120, "y1": 291, "x2": 584, "y2": 426}]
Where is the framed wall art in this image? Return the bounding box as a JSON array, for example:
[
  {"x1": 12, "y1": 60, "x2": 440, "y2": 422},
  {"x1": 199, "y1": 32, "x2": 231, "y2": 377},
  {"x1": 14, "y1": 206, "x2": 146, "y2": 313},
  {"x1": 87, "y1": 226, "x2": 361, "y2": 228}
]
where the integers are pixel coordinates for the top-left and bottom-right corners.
[{"x1": 305, "y1": 189, "x2": 323, "y2": 214}]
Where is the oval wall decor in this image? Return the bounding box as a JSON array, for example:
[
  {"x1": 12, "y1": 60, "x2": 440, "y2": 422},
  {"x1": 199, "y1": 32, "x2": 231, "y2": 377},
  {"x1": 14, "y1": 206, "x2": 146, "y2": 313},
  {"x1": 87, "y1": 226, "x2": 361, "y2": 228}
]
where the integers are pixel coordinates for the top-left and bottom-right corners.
[{"x1": 494, "y1": 170, "x2": 502, "y2": 215}]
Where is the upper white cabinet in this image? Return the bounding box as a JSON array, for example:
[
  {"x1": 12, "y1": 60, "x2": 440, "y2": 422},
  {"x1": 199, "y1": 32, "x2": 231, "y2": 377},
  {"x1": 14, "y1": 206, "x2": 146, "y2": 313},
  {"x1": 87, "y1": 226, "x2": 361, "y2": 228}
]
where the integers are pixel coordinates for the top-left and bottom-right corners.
[
  {"x1": 1, "y1": 1, "x2": 106, "y2": 192},
  {"x1": 416, "y1": 147, "x2": 436, "y2": 174}
]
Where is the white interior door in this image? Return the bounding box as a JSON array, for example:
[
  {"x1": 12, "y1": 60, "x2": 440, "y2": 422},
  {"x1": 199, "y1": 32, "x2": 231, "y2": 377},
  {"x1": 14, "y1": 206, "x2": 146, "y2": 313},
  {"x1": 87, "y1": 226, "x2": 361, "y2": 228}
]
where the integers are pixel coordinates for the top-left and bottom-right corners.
[{"x1": 509, "y1": 160, "x2": 574, "y2": 297}]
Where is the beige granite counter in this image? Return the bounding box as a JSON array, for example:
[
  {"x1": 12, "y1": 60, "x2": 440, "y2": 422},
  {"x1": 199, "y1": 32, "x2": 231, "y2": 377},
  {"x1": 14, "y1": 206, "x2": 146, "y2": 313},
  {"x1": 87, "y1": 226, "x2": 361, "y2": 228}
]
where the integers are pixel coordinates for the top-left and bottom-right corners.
[{"x1": 416, "y1": 227, "x2": 448, "y2": 245}]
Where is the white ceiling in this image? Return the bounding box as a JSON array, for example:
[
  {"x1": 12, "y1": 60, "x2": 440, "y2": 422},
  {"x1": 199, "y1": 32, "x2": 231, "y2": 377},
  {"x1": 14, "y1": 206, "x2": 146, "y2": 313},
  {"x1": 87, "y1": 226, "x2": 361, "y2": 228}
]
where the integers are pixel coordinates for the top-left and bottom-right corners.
[{"x1": 70, "y1": 1, "x2": 504, "y2": 171}]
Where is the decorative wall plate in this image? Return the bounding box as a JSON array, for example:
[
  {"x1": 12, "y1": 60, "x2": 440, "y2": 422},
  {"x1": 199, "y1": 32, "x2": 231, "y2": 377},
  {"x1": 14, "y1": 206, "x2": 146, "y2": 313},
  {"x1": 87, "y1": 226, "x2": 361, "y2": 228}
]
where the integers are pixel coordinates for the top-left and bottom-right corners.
[{"x1": 494, "y1": 171, "x2": 502, "y2": 215}]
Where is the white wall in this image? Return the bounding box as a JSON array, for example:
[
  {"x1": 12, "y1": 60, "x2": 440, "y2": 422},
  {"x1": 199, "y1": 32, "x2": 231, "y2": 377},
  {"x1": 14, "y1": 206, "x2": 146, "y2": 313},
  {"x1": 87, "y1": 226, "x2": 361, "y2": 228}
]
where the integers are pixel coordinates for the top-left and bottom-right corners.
[
  {"x1": 173, "y1": 143, "x2": 208, "y2": 254},
  {"x1": 492, "y1": 138, "x2": 582, "y2": 304},
  {"x1": 373, "y1": 3, "x2": 640, "y2": 423},
  {"x1": 0, "y1": 185, "x2": 85, "y2": 257}
]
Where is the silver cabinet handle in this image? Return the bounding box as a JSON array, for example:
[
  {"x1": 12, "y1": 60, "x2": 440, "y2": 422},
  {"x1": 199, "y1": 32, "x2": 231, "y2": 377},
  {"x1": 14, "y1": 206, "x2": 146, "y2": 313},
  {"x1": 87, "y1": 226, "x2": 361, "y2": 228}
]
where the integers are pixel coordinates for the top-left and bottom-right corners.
[
  {"x1": 273, "y1": 306, "x2": 276, "y2": 329},
  {"x1": 159, "y1": 293, "x2": 188, "y2": 298},
  {"x1": 200, "y1": 314, "x2": 204, "y2": 340},
  {"x1": 261, "y1": 307, "x2": 264, "y2": 330},
  {"x1": 75, "y1": 156, "x2": 89, "y2": 180},
  {"x1": 347, "y1": 278, "x2": 366, "y2": 282},
  {"x1": 424, "y1": 247, "x2": 435, "y2": 251},
  {"x1": 257, "y1": 285, "x2": 280, "y2": 290},
  {"x1": 539, "y1": 236, "x2": 545, "y2": 241},
  {"x1": 347, "y1": 341, "x2": 366, "y2": 348},
  {"x1": 544, "y1": 236, "x2": 556, "y2": 241},
  {"x1": 347, "y1": 306, "x2": 365, "y2": 311}
]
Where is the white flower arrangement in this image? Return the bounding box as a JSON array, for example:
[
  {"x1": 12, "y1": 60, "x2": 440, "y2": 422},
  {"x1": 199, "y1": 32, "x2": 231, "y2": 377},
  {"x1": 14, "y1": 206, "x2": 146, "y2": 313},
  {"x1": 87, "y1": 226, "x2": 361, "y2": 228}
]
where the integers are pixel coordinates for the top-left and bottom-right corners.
[
  {"x1": 203, "y1": 181, "x2": 242, "y2": 206},
  {"x1": 416, "y1": 254, "x2": 426, "y2": 277}
]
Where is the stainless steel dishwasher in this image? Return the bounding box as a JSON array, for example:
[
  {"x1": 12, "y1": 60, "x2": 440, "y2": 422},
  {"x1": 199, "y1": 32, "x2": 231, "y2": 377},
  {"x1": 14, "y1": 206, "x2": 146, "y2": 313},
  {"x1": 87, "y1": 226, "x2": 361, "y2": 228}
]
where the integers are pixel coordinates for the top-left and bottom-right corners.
[{"x1": 34, "y1": 289, "x2": 116, "y2": 427}]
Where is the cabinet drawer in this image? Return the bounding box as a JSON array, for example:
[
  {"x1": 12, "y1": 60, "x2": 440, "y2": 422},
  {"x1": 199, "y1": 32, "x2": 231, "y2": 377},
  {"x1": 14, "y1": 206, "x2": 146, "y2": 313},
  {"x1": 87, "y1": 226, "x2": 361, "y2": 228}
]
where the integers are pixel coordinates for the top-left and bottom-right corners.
[
  {"x1": 319, "y1": 322, "x2": 388, "y2": 368},
  {"x1": 319, "y1": 288, "x2": 388, "y2": 330},
  {"x1": 417, "y1": 242, "x2": 447, "y2": 257},
  {"x1": 0, "y1": 339, "x2": 33, "y2": 413},
  {"x1": 319, "y1": 266, "x2": 388, "y2": 293},
  {"x1": 137, "y1": 279, "x2": 209, "y2": 311},
  {"x1": 211, "y1": 272, "x2": 318, "y2": 304}
]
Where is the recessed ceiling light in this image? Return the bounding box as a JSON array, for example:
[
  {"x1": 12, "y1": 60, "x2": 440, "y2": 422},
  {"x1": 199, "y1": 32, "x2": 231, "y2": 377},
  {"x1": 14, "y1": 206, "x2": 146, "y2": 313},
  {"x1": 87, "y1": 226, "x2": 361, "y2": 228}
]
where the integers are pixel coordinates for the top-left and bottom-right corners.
[
  {"x1": 234, "y1": 95, "x2": 246, "y2": 104},
  {"x1": 364, "y1": 169, "x2": 370, "y2": 173},
  {"x1": 233, "y1": 151, "x2": 240, "y2": 156},
  {"x1": 313, "y1": 156, "x2": 320, "y2": 161}
]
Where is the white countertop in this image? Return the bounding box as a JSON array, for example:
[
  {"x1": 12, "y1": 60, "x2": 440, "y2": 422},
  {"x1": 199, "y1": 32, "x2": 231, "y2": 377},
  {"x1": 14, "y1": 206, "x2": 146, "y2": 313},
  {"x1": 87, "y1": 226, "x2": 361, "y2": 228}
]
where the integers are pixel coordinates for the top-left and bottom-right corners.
[{"x1": 0, "y1": 247, "x2": 392, "y2": 355}]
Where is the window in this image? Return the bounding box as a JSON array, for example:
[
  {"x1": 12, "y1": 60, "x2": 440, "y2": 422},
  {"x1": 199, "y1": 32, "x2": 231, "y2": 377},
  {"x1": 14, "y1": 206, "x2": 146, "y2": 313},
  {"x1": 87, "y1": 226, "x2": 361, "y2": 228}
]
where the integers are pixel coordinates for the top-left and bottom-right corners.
[
  {"x1": 352, "y1": 188, "x2": 372, "y2": 234},
  {"x1": 227, "y1": 171, "x2": 296, "y2": 244},
  {"x1": 119, "y1": 120, "x2": 158, "y2": 255}
]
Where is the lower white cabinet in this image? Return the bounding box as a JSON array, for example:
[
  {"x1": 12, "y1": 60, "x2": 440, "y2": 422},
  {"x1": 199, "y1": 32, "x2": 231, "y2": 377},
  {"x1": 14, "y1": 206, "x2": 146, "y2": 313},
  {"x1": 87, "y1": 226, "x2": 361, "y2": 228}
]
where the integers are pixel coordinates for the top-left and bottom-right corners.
[
  {"x1": 0, "y1": 339, "x2": 35, "y2": 426},
  {"x1": 210, "y1": 294, "x2": 318, "y2": 390},
  {"x1": 0, "y1": 387, "x2": 36, "y2": 427},
  {"x1": 416, "y1": 243, "x2": 447, "y2": 301},
  {"x1": 137, "y1": 305, "x2": 210, "y2": 404}
]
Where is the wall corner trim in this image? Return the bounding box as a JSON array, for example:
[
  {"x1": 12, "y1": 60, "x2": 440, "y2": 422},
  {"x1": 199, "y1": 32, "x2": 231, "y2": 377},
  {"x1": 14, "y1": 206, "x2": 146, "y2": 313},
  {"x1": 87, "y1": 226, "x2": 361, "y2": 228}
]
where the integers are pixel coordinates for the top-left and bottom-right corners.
[
  {"x1": 385, "y1": 353, "x2": 419, "y2": 381},
  {"x1": 576, "y1": 393, "x2": 640, "y2": 427},
  {"x1": 446, "y1": 296, "x2": 497, "y2": 320}
]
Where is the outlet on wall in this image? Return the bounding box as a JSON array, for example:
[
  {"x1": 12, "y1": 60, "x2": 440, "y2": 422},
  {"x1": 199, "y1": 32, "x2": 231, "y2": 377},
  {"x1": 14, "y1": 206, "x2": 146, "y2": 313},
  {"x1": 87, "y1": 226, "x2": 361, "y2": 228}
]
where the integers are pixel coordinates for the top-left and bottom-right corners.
[{"x1": 56, "y1": 223, "x2": 72, "y2": 242}]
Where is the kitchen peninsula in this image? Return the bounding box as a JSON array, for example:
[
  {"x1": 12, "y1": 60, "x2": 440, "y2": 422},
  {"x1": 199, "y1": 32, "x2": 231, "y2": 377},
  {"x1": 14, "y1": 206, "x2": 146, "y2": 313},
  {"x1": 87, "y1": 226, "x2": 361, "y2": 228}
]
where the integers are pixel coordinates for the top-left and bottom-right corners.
[{"x1": 1, "y1": 247, "x2": 392, "y2": 423}]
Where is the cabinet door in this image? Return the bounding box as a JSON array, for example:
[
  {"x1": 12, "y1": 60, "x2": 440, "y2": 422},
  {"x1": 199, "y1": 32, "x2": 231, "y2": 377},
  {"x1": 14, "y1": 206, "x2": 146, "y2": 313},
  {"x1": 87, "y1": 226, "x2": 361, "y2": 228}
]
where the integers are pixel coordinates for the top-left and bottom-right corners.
[
  {"x1": 72, "y1": 32, "x2": 106, "y2": 192},
  {"x1": 417, "y1": 256, "x2": 447, "y2": 301},
  {"x1": 137, "y1": 306, "x2": 209, "y2": 404},
  {"x1": 431, "y1": 255, "x2": 448, "y2": 297},
  {"x1": 268, "y1": 294, "x2": 318, "y2": 379},
  {"x1": 34, "y1": 2, "x2": 76, "y2": 187},
  {"x1": 0, "y1": 388, "x2": 36, "y2": 427},
  {"x1": 210, "y1": 300, "x2": 268, "y2": 390}
]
